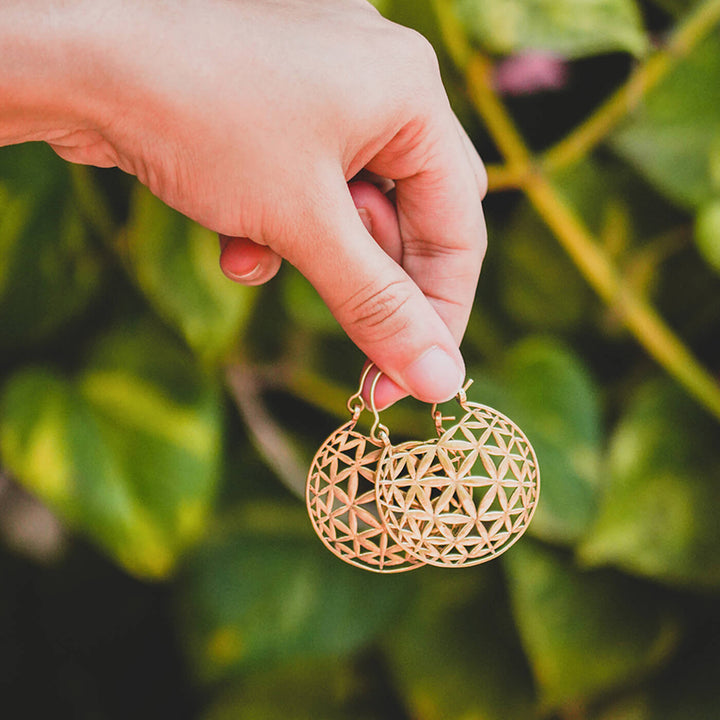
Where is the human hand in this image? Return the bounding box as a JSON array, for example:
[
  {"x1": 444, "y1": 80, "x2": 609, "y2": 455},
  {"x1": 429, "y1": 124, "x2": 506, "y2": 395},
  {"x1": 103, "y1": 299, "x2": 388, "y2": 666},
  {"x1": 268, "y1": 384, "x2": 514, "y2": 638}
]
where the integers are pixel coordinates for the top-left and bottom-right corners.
[
  {"x1": 219, "y1": 177, "x2": 426, "y2": 407},
  {"x1": 34, "y1": 0, "x2": 488, "y2": 405}
]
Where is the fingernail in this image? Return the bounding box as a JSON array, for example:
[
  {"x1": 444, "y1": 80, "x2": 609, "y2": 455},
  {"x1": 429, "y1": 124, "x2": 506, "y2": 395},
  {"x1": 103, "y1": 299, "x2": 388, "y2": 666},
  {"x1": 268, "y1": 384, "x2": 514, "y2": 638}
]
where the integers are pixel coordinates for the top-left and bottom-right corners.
[
  {"x1": 402, "y1": 346, "x2": 464, "y2": 402},
  {"x1": 222, "y1": 262, "x2": 262, "y2": 283},
  {"x1": 358, "y1": 208, "x2": 373, "y2": 235}
]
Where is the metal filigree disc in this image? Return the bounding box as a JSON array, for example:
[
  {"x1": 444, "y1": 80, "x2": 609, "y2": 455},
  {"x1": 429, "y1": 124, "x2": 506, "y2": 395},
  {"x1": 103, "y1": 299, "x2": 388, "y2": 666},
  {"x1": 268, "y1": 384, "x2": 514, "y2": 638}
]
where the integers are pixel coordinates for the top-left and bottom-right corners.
[
  {"x1": 375, "y1": 404, "x2": 539, "y2": 567},
  {"x1": 306, "y1": 421, "x2": 423, "y2": 573}
]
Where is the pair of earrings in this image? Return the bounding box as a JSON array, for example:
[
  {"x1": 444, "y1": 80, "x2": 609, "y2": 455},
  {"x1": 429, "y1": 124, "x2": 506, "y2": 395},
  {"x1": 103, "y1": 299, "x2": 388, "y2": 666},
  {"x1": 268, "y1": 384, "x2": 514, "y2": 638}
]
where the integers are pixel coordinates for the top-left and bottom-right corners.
[{"x1": 306, "y1": 364, "x2": 540, "y2": 573}]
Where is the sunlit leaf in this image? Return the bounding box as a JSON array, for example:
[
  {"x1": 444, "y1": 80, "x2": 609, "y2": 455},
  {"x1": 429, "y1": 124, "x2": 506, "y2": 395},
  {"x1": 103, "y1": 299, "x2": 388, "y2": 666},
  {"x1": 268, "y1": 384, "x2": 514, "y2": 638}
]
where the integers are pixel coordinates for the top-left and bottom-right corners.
[
  {"x1": 384, "y1": 567, "x2": 535, "y2": 720},
  {"x1": 179, "y1": 503, "x2": 413, "y2": 682},
  {"x1": 695, "y1": 198, "x2": 720, "y2": 275},
  {"x1": 579, "y1": 379, "x2": 720, "y2": 587},
  {"x1": 468, "y1": 336, "x2": 602, "y2": 544},
  {"x1": 610, "y1": 35, "x2": 720, "y2": 209},
  {"x1": 0, "y1": 143, "x2": 100, "y2": 348},
  {"x1": 454, "y1": 0, "x2": 648, "y2": 58},
  {"x1": 0, "y1": 320, "x2": 223, "y2": 578},
  {"x1": 125, "y1": 186, "x2": 257, "y2": 363},
  {"x1": 505, "y1": 541, "x2": 681, "y2": 709},
  {"x1": 367, "y1": 0, "x2": 392, "y2": 15}
]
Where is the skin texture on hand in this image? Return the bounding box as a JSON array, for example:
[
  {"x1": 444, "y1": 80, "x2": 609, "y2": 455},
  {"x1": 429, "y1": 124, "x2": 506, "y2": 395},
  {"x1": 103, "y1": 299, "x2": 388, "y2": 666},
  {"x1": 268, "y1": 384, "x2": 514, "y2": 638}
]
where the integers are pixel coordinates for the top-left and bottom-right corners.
[{"x1": 0, "y1": 0, "x2": 488, "y2": 405}]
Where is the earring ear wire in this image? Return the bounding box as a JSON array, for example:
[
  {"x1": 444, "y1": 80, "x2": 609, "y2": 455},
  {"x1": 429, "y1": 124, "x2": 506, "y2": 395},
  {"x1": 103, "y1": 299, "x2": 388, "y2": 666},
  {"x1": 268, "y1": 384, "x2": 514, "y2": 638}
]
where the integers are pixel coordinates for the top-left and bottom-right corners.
[{"x1": 366, "y1": 367, "x2": 390, "y2": 445}]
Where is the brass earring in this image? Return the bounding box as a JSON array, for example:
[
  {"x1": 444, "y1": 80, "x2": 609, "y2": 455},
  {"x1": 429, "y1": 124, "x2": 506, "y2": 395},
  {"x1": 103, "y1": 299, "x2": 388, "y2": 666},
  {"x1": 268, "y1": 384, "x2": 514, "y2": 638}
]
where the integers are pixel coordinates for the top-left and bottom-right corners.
[
  {"x1": 305, "y1": 364, "x2": 423, "y2": 573},
  {"x1": 374, "y1": 379, "x2": 540, "y2": 568}
]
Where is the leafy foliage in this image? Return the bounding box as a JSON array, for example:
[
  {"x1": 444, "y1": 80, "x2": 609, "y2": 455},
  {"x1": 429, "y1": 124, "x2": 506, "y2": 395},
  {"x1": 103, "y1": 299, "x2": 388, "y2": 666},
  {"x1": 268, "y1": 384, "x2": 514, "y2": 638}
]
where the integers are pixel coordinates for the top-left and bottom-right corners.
[
  {"x1": 579, "y1": 379, "x2": 720, "y2": 587},
  {"x1": 125, "y1": 186, "x2": 257, "y2": 364},
  {"x1": 0, "y1": 143, "x2": 101, "y2": 349},
  {"x1": 2, "y1": 0, "x2": 720, "y2": 718},
  {"x1": 505, "y1": 541, "x2": 680, "y2": 708},
  {"x1": 0, "y1": 320, "x2": 223, "y2": 578},
  {"x1": 384, "y1": 567, "x2": 535, "y2": 720},
  {"x1": 610, "y1": 35, "x2": 720, "y2": 210},
  {"x1": 179, "y1": 503, "x2": 412, "y2": 681},
  {"x1": 695, "y1": 198, "x2": 720, "y2": 274},
  {"x1": 455, "y1": 0, "x2": 648, "y2": 58}
]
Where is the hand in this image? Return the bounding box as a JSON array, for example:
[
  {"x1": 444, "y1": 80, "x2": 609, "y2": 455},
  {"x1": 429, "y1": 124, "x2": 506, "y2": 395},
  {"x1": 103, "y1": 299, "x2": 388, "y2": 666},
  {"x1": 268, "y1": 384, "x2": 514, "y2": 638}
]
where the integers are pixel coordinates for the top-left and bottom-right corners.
[
  {"x1": 10, "y1": 0, "x2": 488, "y2": 405},
  {"x1": 219, "y1": 178, "x2": 420, "y2": 407}
]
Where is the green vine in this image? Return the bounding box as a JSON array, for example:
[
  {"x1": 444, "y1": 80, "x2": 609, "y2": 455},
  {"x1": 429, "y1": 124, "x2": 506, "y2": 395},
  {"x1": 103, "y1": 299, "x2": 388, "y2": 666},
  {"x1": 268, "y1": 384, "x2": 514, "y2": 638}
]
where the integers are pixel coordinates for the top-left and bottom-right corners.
[{"x1": 433, "y1": 0, "x2": 720, "y2": 422}]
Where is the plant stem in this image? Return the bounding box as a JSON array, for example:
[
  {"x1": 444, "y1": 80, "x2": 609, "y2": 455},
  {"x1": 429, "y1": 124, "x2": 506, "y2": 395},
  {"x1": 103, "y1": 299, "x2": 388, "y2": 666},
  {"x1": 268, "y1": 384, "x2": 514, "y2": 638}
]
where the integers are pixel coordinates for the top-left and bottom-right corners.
[
  {"x1": 283, "y1": 365, "x2": 431, "y2": 437},
  {"x1": 466, "y1": 55, "x2": 533, "y2": 167},
  {"x1": 527, "y1": 173, "x2": 720, "y2": 420},
  {"x1": 469, "y1": 0, "x2": 720, "y2": 191},
  {"x1": 463, "y1": 50, "x2": 720, "y2": 421},
  {"x1": 430, "y1": 0, "x2": 473, "y2": 69},
  {"x1": 542, "y1": 0, "x2": 720, "y2": 173},
  {"x1": 486, "y1": 163, "x2": 527, "y2": 192},
  {"x1": 225, "y1": 364, "x2": 307, "y2": 498}
]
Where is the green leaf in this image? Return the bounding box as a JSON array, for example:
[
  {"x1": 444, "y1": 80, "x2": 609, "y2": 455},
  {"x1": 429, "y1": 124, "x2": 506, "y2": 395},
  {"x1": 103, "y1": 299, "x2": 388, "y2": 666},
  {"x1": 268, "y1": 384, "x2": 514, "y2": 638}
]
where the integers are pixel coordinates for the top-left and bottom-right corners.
[
  {"x1": 468, "y1": 336, "x2": 602, "y2": 544},
  {"x1": 454, "y1": 0, "x2": 648, "y2": 58},
  {"x1": 498, "y1": 195, "x2": 594, "y2": 332},
  {"x1": 497, "y1": 158, "x2": 667, "y2": 332},
  {"x1": 179, "y1": 503, "x2": 412, "y2": 681},
  {"x1": 610, "y1": 35, "x2": 720, "y2": 209},
  {"x1": 505, "y1": 541, "x2": 681, "y2": 709},
  {"x1": 695, "y1": 198, "x2": 720, "y2": 275},
  {"x1": 367, "y1": 0, "x2": 392, "y2": 14},
  {"x1": 202, "y1": 660, "x2": 369, "y2": 720},
  {"x1": 282, "y1": 267, "x2": 342, "y2": 335},
  {"x1": 0, "y1": 143, "x2": 101, "y2": 349},
  {"x1": 579, "y1": 379, "x2": 720, "y2": 588},
  {"x1": 125, "y1": 186, "x2": 257, "y2": 364},
  {"x1": 0, "y1": 319, "x2": 223, "y2": 578},
  {"x1": 591, "y1": 622, "x2": 720, "y2": 720},
  {"x1": 384, "y1": 567, "x2": 535, "y2": 720},
  {"x1": 709, "y1": 136, "x2": 720, "y2": 192}
]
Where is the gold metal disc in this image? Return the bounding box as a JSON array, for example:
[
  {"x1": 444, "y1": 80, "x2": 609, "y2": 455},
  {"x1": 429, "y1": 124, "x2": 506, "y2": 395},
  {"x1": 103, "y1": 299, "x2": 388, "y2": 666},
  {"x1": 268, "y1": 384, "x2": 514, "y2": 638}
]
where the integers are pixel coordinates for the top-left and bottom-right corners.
[
  {"x1": 306, "y1": 421, "x2": 423, "y2": 573},
  {"x1": 375, "y1": 404, "x2": 539, "y2": 567}
]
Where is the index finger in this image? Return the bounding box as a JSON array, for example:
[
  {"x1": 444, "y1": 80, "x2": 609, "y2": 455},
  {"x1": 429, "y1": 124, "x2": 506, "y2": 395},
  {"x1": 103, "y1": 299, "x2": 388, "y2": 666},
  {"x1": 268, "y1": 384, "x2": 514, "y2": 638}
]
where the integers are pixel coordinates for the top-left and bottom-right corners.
[{"x1": 366, "y1": 100, "x2": 487, "y2": 345}]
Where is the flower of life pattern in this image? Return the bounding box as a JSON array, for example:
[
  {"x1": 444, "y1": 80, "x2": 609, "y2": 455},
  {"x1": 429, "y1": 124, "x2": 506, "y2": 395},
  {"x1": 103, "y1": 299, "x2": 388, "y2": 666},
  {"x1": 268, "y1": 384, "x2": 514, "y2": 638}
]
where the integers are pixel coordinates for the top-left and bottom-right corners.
[
  {"x1": 375, "y1": 404, "x2": 539, "y2": 567},
  {"x1": 306, "y1": 421, "x2": 423, "y2": 573}
]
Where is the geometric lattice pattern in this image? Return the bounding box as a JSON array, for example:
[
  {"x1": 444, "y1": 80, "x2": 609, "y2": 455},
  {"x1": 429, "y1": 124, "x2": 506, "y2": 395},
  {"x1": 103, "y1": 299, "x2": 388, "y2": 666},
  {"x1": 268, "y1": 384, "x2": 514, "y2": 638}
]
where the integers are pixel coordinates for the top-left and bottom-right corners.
[
  {"x1": 375, "y1": 404, "x2": 540, "y2": 567},
  {"x1": 306, "y1": 421, "x2": 423, "y2": 573}
]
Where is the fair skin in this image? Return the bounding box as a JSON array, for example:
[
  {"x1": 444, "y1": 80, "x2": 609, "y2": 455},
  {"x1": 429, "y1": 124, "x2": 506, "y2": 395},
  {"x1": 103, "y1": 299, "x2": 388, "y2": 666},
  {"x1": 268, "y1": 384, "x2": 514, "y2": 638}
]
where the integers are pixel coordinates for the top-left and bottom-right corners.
[{"x1": 0, "y1": 0, "x2": 487, "y2": 407}]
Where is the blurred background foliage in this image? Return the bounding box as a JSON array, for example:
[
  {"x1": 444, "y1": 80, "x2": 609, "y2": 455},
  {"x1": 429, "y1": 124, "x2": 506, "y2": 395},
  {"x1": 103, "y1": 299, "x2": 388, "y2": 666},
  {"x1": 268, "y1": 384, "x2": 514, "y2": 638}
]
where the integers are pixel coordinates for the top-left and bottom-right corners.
[{"x1": 1, "y1": 0, "x2": 720, "y2": 717}]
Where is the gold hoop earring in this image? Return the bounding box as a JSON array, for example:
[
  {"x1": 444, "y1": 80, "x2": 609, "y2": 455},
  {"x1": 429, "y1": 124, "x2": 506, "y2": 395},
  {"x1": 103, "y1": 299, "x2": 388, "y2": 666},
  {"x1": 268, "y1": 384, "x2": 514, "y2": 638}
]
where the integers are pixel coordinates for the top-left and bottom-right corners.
[
  {"x1": 305, "y1": 364, "x2": 423, "y2": 573},
  {"x1": 374, "y1": 379, "x2": 540, "y2": 567}
]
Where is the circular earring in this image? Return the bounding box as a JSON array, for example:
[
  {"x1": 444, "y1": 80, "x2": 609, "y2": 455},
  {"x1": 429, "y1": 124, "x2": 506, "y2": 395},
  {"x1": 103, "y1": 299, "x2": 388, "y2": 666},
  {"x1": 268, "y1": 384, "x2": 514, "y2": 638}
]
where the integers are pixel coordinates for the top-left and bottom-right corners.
[
  {"x1": 305, "y1": 364, "x2": 423, "y2": 573},
  {"x1": 374, "y1": 380, "x2": 540, "y2": 568}
]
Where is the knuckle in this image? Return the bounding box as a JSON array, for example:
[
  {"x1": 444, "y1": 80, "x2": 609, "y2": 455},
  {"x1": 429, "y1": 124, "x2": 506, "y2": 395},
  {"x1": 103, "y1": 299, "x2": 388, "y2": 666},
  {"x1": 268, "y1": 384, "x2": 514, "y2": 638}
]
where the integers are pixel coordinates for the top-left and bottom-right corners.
[
  {"x1": 386, "y1": 26, "x2": 441, "y2": 97},
  {"x1": 401, "y1": 27, "x2": 440, "y2": 73},
  {"x1": 341, "y1": 278, "x2": 416, "y2": 343}
]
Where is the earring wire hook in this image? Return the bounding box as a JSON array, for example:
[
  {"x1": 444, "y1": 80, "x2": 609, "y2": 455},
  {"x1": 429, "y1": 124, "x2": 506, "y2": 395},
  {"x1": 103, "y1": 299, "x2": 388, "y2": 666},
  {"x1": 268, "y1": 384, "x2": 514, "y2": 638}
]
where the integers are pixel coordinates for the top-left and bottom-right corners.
[
  {"x1": 346, "y1": 362, "x2": 375, "y2": 419},
  {"x1": 430, "y1": 378, "x2": 474, "y2": 434}
]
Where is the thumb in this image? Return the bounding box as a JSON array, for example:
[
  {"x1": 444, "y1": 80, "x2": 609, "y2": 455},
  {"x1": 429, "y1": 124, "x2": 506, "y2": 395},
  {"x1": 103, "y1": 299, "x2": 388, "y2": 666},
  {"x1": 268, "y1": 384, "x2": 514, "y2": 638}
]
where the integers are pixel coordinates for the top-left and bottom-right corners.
[{"x1": 280, "y1": 178, "x2": 465, "y2": 404}]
